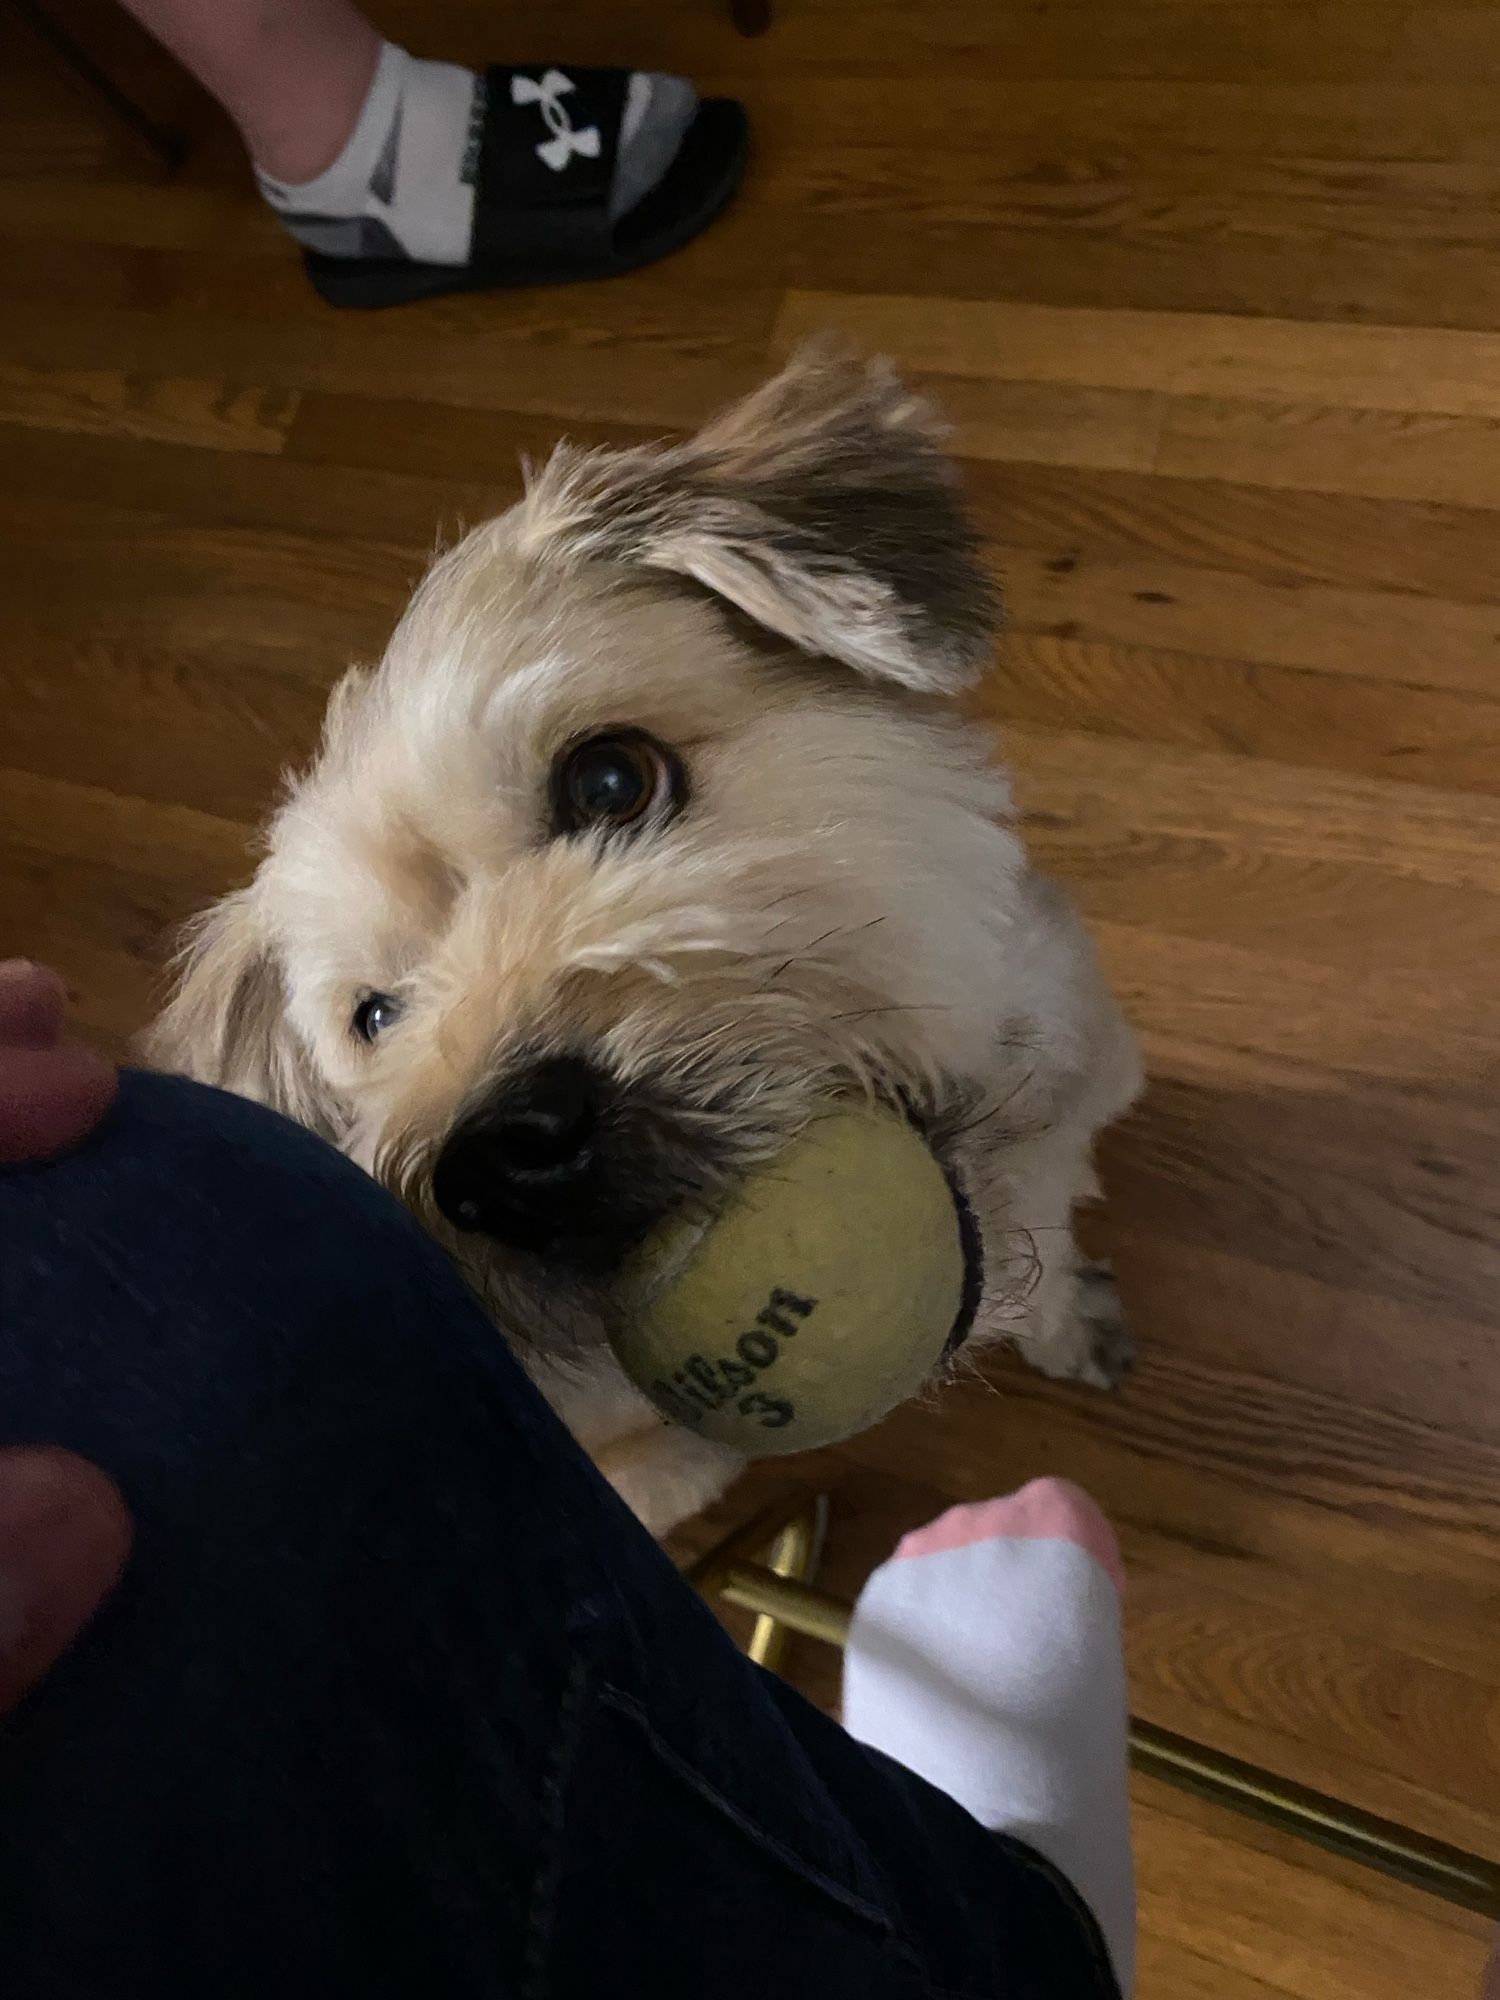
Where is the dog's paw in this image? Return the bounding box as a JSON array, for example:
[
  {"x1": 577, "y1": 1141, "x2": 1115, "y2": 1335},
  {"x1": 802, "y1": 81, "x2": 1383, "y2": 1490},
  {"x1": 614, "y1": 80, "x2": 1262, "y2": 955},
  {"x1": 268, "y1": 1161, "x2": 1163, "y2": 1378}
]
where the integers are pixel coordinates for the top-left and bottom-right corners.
[
  {"x1": 1026, "y1": 1260, "x2": 1134, "y2": 1391},
  {"x1": 1071, "y1": 1260, "x2": 1134, "y2": 1389}
]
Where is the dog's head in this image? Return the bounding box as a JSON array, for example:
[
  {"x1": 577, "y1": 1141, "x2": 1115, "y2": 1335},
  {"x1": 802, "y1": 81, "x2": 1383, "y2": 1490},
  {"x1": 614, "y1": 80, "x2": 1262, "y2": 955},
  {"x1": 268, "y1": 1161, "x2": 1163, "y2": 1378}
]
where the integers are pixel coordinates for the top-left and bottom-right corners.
[{"x1": 152, "y1": 352, "x2": 1034, "y2": 1372}]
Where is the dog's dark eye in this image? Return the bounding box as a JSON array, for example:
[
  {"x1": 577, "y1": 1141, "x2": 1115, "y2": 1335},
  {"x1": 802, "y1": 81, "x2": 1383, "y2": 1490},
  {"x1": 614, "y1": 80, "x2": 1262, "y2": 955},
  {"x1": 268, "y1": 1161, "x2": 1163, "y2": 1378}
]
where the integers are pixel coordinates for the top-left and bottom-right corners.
[
  {"x1": 551, "y1": 730, "x2": 685, "y2": 837},
  {"x1": 353, "y1": 992, "x2": 403, "y2": 1043}
]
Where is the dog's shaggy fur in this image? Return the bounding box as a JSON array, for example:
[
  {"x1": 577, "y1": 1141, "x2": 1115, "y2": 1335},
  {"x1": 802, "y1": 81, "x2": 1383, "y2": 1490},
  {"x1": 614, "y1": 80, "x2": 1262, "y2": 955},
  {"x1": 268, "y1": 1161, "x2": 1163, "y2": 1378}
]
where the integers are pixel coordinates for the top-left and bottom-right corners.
[{"x1": 149, "y1": 352, "x2": 1141, "y2": 1535}]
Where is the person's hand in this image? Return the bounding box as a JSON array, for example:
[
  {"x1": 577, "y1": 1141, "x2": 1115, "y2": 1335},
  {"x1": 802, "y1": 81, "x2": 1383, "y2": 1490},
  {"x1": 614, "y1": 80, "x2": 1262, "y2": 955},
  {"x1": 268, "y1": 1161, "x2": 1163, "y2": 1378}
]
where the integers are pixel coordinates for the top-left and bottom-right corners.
[
  {"x1": 0, "y1": 1450, "x2": 132, "y2": 1711},
  {"x1": 0, "y1": 959, "x2": 117, "y2": 1163},
  {"x1": 0, "y1": 960, "x2": 131, "y2": 1710}
]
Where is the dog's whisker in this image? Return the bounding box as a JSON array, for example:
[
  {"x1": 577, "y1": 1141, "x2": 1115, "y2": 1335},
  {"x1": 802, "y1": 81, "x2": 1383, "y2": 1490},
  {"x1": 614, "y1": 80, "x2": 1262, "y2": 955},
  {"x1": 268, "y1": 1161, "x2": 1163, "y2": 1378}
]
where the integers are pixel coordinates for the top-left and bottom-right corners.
[
  {"x1": 940, "y1": 1072, "x2": 1038, "y2": 1145},
  {"x1": 758, "y1": 886, "x2": 818, "y2": 915},
  {"x1": 761, "y1": 912, "x2": 891, "y2": 981},
  {"x1": 825, "y1": 1003, "x2": 953, "y2": 1025}
]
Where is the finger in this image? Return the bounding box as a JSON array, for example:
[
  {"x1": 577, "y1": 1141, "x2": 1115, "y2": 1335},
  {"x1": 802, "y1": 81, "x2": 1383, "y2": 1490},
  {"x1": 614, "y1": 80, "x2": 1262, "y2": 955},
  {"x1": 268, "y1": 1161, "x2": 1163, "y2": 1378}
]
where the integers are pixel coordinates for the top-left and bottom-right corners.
[
  {"x1": 0, "y1": 1448, "x2": 133, "y2": 1712},
  {"x1": 0, "y1": 1041, "x2": 119, "y2": 1164},
  {"x1": 0, "y1": 960, "x2": 66, "y2": 1050}
]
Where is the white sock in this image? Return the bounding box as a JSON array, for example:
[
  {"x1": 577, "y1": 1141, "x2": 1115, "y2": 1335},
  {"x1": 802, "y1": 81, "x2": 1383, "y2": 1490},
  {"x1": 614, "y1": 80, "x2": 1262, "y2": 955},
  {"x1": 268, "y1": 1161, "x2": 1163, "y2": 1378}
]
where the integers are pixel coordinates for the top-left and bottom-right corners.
[
  {"x1": 255, "y1": 43, "x2": 698, "y2": 267},
  {"x1": 843, "y1": 1479, "x2": 1136, "y2": 1993}
]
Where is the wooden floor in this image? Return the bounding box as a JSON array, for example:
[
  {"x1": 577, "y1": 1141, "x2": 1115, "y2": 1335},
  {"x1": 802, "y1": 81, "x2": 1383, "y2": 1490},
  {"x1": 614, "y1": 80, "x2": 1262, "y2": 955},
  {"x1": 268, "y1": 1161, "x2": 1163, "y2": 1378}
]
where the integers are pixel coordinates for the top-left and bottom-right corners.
[{"x1": 4, "y1": 2, "x2": 1499, "y2": 1991}]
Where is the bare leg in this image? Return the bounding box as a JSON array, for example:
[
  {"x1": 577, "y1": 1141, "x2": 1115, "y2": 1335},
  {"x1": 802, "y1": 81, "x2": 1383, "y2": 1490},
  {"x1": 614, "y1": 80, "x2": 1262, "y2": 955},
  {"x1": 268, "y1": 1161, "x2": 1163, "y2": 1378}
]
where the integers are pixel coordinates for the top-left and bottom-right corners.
[{"x1": 117, "y1": 0, "x2": 381, "y2": 180}]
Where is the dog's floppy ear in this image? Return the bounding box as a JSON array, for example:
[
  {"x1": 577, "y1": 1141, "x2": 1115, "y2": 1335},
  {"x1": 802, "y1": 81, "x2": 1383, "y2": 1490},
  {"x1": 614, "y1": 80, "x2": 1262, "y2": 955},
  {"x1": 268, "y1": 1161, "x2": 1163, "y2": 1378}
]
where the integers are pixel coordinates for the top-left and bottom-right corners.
[
  {"x1": 531, "y1": 348, "x2": 998, "y2": 693},
  {"x1": 147, "y1": 888, "x2": 336, "y2": 1136}
]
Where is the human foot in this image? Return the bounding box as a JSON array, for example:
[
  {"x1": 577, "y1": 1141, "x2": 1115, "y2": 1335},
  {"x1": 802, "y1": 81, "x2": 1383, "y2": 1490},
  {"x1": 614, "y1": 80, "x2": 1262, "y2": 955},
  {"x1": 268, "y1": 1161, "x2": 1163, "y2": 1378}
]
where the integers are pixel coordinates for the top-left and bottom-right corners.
[
  {"x1": 843, "y1": 1480, "x2": 1135, "y2": 1992},
  {"x1": 255, "y1": 45, "x2": 746, "y2": 306}
]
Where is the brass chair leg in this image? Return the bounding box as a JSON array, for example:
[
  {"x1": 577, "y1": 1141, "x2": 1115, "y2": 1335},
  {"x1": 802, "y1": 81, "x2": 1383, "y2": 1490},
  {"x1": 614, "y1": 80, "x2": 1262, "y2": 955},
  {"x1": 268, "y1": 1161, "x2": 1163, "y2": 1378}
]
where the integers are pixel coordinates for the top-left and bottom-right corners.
[
  {"x1": 686, "y1": 1491, "x2": 834, "y2": 1672},
  {"x1": 745, "y1": 1496, "x2": 827, "y2": 1672},
  {"x1": 687, "y1": 1508, "x2": 1500, "y2": 1920}
]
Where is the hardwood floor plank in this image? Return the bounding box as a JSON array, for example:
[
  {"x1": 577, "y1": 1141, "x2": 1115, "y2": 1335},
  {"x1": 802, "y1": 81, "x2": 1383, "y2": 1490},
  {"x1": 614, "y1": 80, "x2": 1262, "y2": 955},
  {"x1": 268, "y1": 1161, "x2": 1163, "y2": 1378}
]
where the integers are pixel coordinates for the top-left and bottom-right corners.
[
  {"x1": 730, "y1": 209, "x2": 1500, "y2": 330},
  {"x1": 551, "y1": 348, "x2": 1500, "y2": 507},
  {"x1": 1064, "y1": 836, "x2": 1500, "y2": 984},
  {"x1": 1091, "y1": 923, "x2": 1500, "y2": 1092},
  {"x1": 956, "y1": 462, "x2": 1500, "y2": 601},
  {"x1": 0, "y1": 637, "x2": 329, "y2": 822},
  {"x1": 0, "y1": 841, "x2": 200, "y2": 1058},
  {"x1": 697, "y1": 79, "x2": 1500, "y2": 163},
  {"x1": 387, "y1": 3, "x2": 1500, "y2": 87},
  {"x1": 963, "y1": 1327, "x2": 1500, "y2": 1546},
  {"x1": 0, "y1": 511, "x2": 411, "y2": 662},
  {"x1": 986, "y1": 633, "x2": 1500, "y2": 795},
  {"x1": 1102, "y1": 1224, "x2": 1500, "y2": 1492},
  {"x1": 0, "y1": 422, "x2": 508, "y2": 552},
  {"x1": 930, "y1": 375, "x2": 1169, "y2": 474},
  {"x1": 757, "y1": 145, "x2": 1500, "y2": 250},
  {"x1": 0, "y1": 769, "x2": 252, "y2": 888},
  {"x1": 1126, "y1": 1574, "x2": 1500, "y2": 1839},
  {"x1": 0, "y1": 359, "x2": 296, "y2": 453},
  {"x1": 778, "y1": 292, "x2": 1500, "y2": 420},
  {"x1": 0, "y1": 176, "x2": 268, "y2": 254},
  {"x1": 23, "y1": 181, "x2": 1500, "y2": 332},
  {"x1": 1158, "y1": 395, "x2": 1500, "y2": 508},
  {"x1": 1103, "y1": 1074, "x2": 1500, "y2": 1324},
  {"x1": 1007, "y1": 724, "x2": 1500, "y2": 893},
  {"x1": 996, "y1": 545, "x2": 1500, "y2": 694},
  {"x1": 284, "y1": 391, "x2": 661, "y2": 480},
  {"x1": 18, "y1": 323, "x2": 1498, "y2": 510},
  {"x1": 10, "y1": 405, "x2": 1499, "y2": 630},
  {"x1": 0, "y1": 297, "x2": 780, "y2": 427},
  {"x1": 1133, "y1": 1779, "x2": 1491, "y2": 1997}
]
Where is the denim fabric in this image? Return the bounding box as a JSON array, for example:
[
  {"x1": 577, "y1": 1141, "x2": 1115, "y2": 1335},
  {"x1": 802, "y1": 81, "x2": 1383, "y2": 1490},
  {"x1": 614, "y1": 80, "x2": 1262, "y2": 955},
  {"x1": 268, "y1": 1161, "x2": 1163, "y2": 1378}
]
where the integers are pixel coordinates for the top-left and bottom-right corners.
[{"x1": 0, "y1": 1072, "x2": 1120, "y2": 2000}]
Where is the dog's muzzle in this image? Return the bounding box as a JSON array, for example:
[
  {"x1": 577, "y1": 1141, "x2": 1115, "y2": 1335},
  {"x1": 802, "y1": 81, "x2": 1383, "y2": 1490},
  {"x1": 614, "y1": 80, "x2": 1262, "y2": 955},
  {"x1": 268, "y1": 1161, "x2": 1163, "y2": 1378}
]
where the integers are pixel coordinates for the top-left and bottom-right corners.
[{"x1": 431, "y1": 1055, "x2": 681, "y2": 1274}]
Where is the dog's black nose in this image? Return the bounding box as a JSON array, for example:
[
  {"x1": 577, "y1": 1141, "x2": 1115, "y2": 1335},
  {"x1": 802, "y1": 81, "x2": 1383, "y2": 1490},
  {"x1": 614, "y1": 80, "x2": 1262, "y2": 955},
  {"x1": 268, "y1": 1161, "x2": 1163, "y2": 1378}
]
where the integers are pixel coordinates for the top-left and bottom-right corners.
[{"x1": 432, "y1": 1056, "x2": 609, "y2": 1254}]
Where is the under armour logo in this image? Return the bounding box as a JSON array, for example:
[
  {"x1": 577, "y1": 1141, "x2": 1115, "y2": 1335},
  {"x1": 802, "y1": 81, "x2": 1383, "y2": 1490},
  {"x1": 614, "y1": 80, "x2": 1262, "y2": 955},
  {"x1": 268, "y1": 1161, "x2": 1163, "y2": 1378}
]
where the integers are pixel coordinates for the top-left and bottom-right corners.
[{"x1": 510, "y1": 69, "x2": 601, "y2": 173}]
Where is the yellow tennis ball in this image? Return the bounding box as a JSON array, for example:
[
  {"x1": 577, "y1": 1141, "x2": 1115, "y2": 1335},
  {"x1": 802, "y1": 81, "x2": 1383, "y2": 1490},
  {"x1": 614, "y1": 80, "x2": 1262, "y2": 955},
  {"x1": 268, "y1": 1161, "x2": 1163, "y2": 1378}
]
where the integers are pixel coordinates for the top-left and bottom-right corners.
[{"x1": 608, "y1": 1105, "x2": 979, "y2": 1457}]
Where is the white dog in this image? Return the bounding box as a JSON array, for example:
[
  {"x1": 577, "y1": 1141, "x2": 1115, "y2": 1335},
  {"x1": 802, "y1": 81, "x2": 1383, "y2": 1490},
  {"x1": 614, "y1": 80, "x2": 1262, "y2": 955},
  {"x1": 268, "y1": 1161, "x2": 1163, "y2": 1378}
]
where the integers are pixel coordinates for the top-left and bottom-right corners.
[{"x1": 150, "y1": 351, "x2": 1141, "y2": 1535}]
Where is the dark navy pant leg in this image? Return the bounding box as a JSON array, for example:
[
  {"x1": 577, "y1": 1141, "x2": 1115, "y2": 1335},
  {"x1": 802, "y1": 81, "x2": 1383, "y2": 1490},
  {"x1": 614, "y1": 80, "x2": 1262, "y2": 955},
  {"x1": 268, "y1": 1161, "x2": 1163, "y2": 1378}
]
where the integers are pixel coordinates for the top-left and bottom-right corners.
[{"x1": 0, "y1": 1072, "x2": 1118, "y2": 2000}]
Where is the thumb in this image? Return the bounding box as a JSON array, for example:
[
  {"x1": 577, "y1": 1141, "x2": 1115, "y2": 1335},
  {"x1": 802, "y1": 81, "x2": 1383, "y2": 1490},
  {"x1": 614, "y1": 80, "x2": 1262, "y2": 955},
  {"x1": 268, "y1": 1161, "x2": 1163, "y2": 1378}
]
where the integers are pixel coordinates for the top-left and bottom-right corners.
[{"x1": 0, "y1": 1448, "x2": 133, "y2": 1711}]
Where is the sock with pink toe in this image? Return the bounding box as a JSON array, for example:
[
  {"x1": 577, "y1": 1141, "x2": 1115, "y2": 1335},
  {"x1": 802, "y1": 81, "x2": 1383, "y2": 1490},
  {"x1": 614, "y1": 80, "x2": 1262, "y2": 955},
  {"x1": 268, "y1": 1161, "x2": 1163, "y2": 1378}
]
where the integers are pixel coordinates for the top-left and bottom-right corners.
[{"x1": 843, "y1": 1478, "x2": 1136, "y2": 1993}]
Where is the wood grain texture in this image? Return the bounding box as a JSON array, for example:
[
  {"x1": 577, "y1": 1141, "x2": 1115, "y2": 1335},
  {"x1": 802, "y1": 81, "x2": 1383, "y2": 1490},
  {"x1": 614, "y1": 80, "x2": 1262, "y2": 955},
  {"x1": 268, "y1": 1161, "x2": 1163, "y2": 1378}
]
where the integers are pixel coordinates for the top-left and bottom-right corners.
[
  {"x1": 988, "y1": 635, "x2": 1500, "y2": 796},
  {"x1": 995, "y1": 546, "x2": 1500, "y2": 692},
  {"x1": 1132, "y1": 1778, "x2": 1490, "y2": 2000},
  {"x1": 5, "y1": 3, "x2": 1498, "y2": 1990},
  {"x1": 0, "y1": 360, "x2": 295, "y2": 451},
  {"x1": 778, "y1": 291, "x2": 1500, "y2": 418}
]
